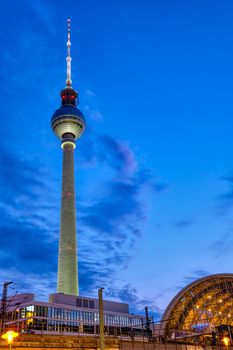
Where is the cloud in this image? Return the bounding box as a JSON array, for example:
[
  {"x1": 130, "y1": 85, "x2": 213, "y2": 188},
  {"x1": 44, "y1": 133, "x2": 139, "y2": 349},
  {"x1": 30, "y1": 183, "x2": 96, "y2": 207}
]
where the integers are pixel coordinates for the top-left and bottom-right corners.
[
  {"x1": 105, "y1": 284, "x2": 163, "y2": 320},
  {"x1": 0, "y1": 126, "x2": 167, "y2": 309},
  {"x1": 94, "y1": 135, "x2": 137, "y2": 177},
  {"x1": 208, "y1": 172, "x2": 233, "y2": 258},
  {"x1": 76, "y1": 132, "x2": 168, "y2": 297},
  {"x1": 216, "y1": 172, "x2": 233, "y2": 213},
  {"x1": 0, "y1": 146, "x2": 59, "y2": 298},
  {"x1": 0, "y1": 207, "x2": 58, "y2": 299},
  {"x1": 0, "y1": 149, "x2": 43, "y2": 201},
  {"x1": 192, "y1": 269, "x2": 209, "y2": 277},
  {"x1": 153, "y1": 183, "x2": 169, "y2": 193},
  {"x1": 173, "y1": 220, "x2": 193, "y2": 228},
  {"x1": 79, "y1": 261, "x2": 114, "y2": 296},
  {"x1": 27, "y1": 0, "x2": 54, "y2": 32},
  {"x1": 84, "y1": 105, "x2": 103, "y2": 122},
  {"x1": 162, "y1": 270, "x2": 210, "y2": 304},
  {"x1": 207, "y1": 233, "x2": 233, "y2": 258},
  {"x1": 85, "y1": 89, "x2": 96, "y2": 97},
  {"x1": 220, "y1": 174, "x2": 233, "y2": 183},
  {"x1": 181, "y1": 269, "x2": 209, "y2": 285},
  {"x1": 76, "y1": 134, "x2": 168, "y2": 305},
  {"x1": 0, "y1": 147, "x2": 59, "y2": 227},
  {"x1": 9, "y1": 271, "x2": 56, "y2": 301}
]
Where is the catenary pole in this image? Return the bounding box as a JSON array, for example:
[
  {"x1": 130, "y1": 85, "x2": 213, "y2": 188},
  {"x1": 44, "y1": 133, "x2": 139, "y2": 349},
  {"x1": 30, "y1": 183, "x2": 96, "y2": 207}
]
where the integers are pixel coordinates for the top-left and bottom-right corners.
[{"x1": 98, "y1": 288, "x2": 105, "y2": 350}]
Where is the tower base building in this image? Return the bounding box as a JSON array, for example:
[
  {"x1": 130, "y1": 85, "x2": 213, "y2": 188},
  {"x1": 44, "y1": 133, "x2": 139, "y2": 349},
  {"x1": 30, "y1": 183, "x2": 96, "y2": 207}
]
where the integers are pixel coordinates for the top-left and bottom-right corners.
[{"x1": 3, "y1": 292, "x2": 148, "y2": 338}]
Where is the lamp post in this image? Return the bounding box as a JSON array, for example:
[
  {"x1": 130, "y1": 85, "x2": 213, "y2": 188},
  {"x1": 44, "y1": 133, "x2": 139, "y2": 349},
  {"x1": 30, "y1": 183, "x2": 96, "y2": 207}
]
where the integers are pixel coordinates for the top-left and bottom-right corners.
[{"x1": 1, "y1": 330, "x2": 19, "y2": 350}]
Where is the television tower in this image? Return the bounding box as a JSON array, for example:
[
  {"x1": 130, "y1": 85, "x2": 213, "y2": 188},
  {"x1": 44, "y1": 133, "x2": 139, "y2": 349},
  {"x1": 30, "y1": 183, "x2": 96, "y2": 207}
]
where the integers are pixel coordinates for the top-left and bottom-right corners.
[{"x1": 51, "y1": 19, "x2": 85, "y2": 296}]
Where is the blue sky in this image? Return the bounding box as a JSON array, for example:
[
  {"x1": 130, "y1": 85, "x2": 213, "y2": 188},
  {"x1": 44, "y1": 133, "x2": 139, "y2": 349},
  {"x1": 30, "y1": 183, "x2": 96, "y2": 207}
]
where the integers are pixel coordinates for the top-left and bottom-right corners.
[{"x1": 1, "y1": 0, "x2": 233, "y2": 319}]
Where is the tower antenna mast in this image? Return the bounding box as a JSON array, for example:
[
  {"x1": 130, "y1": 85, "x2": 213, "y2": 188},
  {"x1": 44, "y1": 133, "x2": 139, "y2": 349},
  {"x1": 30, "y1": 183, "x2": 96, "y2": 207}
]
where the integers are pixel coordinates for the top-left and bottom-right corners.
[{"x1": 66, "y1": 18, "x2": 72, "y2": 87}]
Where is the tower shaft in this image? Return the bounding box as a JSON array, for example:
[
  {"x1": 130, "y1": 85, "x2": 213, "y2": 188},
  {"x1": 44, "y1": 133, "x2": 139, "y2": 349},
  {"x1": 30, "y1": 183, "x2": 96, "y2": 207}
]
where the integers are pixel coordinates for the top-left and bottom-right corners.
[{"x1": 57, "y1": 142, "x2": 78, "y2": 295}]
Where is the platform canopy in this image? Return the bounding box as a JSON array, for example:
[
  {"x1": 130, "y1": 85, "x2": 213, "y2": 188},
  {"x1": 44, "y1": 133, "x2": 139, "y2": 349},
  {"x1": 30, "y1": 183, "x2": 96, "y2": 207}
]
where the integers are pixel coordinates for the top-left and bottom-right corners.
[{"x1": 160, "y1": 273, "x2": 233, "y2": 339}]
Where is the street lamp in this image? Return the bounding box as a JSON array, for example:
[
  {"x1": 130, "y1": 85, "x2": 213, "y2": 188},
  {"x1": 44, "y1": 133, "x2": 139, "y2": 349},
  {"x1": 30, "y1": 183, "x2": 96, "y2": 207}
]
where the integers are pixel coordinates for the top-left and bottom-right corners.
[
  {"x1": 1, "y1": 330, "x2": 19, "y2": 350},
  {"x1": 222, "y1": 336, "x2": 230, "y2": 350}
]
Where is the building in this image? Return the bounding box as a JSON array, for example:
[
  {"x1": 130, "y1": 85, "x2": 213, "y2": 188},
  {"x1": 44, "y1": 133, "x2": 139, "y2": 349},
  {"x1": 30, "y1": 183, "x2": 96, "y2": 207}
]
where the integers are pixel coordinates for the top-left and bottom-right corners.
[
  {"x1": 156, "y1": 273, "x2": 233, "y2": 345},
  {"x1": 51, "y1": 18, "x2": 85, "y2": 296},
  {"x1": 4, "y1": 293, "x2": 145, "y2": 336}
]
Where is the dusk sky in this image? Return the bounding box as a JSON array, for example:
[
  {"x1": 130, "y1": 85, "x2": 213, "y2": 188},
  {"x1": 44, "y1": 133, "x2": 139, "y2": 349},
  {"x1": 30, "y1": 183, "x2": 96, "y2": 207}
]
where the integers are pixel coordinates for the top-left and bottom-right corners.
[{"x1": 1, "y1": 0, "x2": 233, "y2": 319}]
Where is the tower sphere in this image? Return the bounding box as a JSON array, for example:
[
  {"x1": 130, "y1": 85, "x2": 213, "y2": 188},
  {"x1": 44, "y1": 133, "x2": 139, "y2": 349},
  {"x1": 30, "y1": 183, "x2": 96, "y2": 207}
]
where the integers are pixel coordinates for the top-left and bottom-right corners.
[{"x1": 51, "y1": 103, "x2": 86, "y2": 141}]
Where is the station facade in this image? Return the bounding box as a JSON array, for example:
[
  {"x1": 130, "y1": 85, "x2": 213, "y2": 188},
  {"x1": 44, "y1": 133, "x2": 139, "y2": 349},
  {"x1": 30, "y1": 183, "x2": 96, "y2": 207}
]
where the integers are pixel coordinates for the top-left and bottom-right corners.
[{"x1": 158, "y1": 273, "x2": 233, "y2": 344}]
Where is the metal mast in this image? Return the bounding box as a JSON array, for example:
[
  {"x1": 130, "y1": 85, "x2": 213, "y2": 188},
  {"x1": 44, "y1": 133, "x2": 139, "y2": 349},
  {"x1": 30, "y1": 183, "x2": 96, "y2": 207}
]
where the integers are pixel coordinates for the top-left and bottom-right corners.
[
  {"x1": 0, "y1": 282, "x2": 12, "y2": 332},
  {"x1": 66, "y1": 18, "x2": 72, "y2": 87}
]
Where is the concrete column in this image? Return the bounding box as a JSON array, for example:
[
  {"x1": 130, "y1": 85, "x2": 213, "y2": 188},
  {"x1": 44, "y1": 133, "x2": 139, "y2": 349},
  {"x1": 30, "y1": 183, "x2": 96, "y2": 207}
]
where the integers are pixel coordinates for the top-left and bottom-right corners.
[{"x1": 57, "y1": 142, "x2": 78, "y2": 296}]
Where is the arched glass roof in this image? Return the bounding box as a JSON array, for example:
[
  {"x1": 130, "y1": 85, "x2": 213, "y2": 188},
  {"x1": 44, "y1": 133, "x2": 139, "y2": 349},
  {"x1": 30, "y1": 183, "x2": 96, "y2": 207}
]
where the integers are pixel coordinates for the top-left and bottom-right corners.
[{"x1": 160, "y1": 274, "x2": 233, "y2": 339}]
